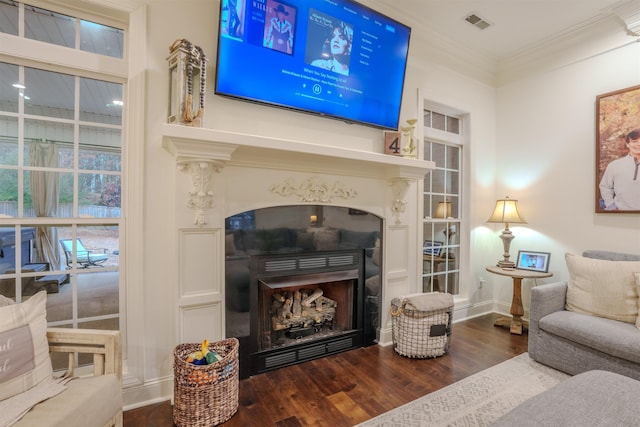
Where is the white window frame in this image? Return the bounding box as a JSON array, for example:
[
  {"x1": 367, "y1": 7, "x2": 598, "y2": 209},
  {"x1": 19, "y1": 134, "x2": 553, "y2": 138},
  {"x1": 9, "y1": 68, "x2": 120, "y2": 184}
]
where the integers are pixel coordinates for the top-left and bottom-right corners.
[
  {"x1": 0, "y1": 0, "x2": 147, "y2": 388},
  {"x1": 420, "y1": 101, "x2": 470, "y2": 299}
]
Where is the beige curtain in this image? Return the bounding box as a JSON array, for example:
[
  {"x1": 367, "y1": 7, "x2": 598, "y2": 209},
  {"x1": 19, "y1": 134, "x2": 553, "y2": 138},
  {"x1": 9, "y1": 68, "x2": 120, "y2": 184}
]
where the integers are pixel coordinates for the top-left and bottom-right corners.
[{"x1": 29, "y1": 142, "x2": 60, "y2": 268}]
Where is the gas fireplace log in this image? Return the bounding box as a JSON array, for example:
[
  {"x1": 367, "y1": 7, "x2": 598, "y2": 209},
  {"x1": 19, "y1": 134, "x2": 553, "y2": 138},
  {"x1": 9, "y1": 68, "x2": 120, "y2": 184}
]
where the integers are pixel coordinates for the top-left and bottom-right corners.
[
  {"x1": 276, "y1": 298, "x2": 293, "y2": 320},
  {"x1": 302, "y1": 289, "x2": 323, "y2": 307},
  {"x1": 293, "y1": 290, "x2": 302, "y2": 318}
]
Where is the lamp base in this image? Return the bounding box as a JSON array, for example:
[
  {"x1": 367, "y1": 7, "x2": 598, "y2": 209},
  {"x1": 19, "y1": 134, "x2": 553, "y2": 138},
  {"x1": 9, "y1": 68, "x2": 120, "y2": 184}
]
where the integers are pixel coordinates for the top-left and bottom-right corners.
[{"x1": 497, "y1": 260, "x2": 515, "y2": 269}]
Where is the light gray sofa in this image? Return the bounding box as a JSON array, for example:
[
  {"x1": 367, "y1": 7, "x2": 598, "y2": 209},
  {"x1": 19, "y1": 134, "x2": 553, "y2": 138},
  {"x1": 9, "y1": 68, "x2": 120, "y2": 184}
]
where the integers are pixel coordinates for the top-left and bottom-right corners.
[{"x1": 528, "y1": 250, "x2": 640, "y2": 381}]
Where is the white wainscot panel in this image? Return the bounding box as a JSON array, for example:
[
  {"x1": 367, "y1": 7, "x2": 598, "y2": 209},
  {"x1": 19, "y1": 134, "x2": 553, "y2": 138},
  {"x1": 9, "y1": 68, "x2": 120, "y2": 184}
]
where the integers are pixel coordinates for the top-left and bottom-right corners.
[
  {"x1": 179, "y1": 302, "x2": 223, "y2": 343},
  {"x1": 385, "y1": 224, "x2": 409, "y2": 274},
  {"x1": 179, "y1": 228, "x2": 221, "y2": 296}
]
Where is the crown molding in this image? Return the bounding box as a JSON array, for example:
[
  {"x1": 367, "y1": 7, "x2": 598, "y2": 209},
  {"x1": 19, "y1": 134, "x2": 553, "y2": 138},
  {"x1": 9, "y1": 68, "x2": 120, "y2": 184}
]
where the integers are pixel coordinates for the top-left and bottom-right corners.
[{"x1": 496, "y1": 15, "x2": 638, "y2": 86}]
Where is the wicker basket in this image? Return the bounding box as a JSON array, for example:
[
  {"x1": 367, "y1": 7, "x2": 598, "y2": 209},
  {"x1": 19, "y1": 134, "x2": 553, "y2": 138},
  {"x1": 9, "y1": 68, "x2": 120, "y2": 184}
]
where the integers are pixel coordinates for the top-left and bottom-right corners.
[
  {"x1": 173, "y1": 338, "x2": 239, "y2": 427},
  {"x1": 390, "y1": 293, "x2": 453, "y2": 358}
]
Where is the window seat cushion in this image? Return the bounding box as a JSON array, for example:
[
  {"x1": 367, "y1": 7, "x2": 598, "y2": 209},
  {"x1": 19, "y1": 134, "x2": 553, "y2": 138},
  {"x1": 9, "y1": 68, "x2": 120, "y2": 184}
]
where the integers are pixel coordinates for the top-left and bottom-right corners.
[{"x1": 14, "y1": 374, "x2": 121, "y2": 427}]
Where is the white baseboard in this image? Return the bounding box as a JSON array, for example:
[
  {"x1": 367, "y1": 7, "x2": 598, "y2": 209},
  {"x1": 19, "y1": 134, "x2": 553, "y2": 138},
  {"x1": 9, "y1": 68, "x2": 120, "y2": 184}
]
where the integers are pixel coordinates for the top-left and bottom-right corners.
[{"x1": 123, "y1": 376, "x2": 173, "y2": 411}]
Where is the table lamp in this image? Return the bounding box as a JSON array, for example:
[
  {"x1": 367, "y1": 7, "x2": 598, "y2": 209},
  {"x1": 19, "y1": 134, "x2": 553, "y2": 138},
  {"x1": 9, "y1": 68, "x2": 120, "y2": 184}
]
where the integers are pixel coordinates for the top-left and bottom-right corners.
[{"x1": 486, "y1": 196, "x2": 526, "y2": 268}]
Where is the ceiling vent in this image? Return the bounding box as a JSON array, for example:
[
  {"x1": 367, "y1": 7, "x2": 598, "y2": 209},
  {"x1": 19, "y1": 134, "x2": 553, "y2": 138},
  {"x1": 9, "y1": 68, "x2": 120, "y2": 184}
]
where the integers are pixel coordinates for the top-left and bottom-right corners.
[{"x1": 464, "y1": 13, "x2": 492, "y2": 30}]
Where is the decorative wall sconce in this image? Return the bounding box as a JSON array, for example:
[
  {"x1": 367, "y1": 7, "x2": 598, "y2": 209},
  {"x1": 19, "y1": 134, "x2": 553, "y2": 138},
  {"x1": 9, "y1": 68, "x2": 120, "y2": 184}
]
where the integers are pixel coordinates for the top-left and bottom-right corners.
[
  {"x1": 486, "y1": 196, "x2": 527, "y2": 268},
  {"x1": 167, "y1": 39, "x2": 207, "y2": 127}
]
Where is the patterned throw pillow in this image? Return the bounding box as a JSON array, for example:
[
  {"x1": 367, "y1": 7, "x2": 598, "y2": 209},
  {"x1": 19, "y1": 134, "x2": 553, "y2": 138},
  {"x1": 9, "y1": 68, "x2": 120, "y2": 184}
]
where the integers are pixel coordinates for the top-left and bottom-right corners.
[
  {"x1": 565, "y1": 253, "x2": 640, "y2": 324},
  {"x1": 0, "y1": 291, "x2": 52, "y2": 400}
]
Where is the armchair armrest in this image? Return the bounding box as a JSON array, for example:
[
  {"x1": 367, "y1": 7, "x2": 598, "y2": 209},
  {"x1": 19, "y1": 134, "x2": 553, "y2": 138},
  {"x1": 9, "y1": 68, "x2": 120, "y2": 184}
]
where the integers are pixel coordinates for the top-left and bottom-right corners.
[
  {"x1": 528, "y1": 281, "x2": 567, "y2": 343},
  {"x1": 47, "y1": 328, "x2": 121, "y2": 381},
  {"x1": 530, "y1": 282, "x2": 567, "y2": 323}
]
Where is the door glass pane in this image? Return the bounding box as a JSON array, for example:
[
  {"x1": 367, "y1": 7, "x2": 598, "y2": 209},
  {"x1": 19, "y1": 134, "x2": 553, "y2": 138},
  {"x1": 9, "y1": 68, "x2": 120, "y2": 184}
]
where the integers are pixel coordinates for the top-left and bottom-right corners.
[
  {"x1": 25, "y1": 5, "x2": 75, "y2": 48},
  {"x1": 0, "y1": 62, "x2": 19, "y2": 112},
  {"x1": 25, "y1": 68, "x2": 74, "y2": 119},
  {"x1": 80, "y1": 20, "x2": 124, "y2": 59},
  {"x1": 80, "y1": 78, "x2": 123, "y2": 124}
]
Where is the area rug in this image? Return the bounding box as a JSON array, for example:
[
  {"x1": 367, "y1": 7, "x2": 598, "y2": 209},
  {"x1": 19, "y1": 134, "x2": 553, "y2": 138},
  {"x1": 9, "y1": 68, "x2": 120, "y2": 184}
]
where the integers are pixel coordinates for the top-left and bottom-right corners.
[{"x1": 355, "y1": 353, "x2": 570, "y2": 427}]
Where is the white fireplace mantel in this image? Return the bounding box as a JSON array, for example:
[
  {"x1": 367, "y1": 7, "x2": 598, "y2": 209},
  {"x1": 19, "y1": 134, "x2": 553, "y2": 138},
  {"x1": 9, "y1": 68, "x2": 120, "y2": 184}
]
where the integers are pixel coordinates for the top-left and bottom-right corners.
[{"x1": 161, "y1": 123, "x2": 435, "y2": 180}]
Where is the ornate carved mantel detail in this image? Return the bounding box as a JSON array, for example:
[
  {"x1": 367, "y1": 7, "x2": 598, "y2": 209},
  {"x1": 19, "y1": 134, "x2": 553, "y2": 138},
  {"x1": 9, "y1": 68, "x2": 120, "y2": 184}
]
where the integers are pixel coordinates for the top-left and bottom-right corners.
[
  {"x1": 177, "y1": 159, "x2": 225, "y2": 226},
  {"x1": 390, "y1": 179, "x2": 411, "y2": 225},
  {"x1": 270, "y1": 176, "x2": 357, "y2": 203}
]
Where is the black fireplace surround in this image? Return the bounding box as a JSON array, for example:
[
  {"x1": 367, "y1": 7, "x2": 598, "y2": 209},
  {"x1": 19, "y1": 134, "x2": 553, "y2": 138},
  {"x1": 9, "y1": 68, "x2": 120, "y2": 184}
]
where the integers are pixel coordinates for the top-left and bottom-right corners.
[{"x1": 225, "y1": 206, "x2": 382, "y2": 379}]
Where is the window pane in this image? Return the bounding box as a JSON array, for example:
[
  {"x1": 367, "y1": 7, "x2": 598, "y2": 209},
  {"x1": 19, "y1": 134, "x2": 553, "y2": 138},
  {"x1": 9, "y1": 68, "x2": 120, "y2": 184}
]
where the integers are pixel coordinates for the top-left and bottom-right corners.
[
  {"x1": 448, "y1": 195, "x2": 459, "y2": 218},
  {"x1": 25, "y1": 5, "x2": 75, "y2": 48},
  {"x1": 432, "y1": 143, "x2": 445, "y2": 167},
  {"x1": 80, "y1": 78, "x2": 123, "y2": 124},
  {"x1": 0, "y1": 62, "x2": 19, "y2": 112},
  {"x1": 80, "y1": 20, "x2": 124, "y2": 59},
  {"x1": 423, "y1": 110, "x2": 431, "y2": 128},
  {"x1": 431, "y1": 169, "x2": 445, "y2": 194},
  {"x1": 24, "y1": 120, "x2": 73, "y2": 165},
  {"x1": 423, "y1": 140, "x2": 432, "y2": 162},
  {"x1": 445, "y1": 170, "x2": 459, "y2": 194},
  {"x1": 446, "y1": 145, "x2": 460, "y2": 170},
  {"x1": 0, "y1": 167, "x2": 17, "y2": 216},
  {"x1": 58, "y1": 225, "x2": 117, "y2": 267},
  {"x1": 79, "y1": 126, "x2": 121, "y2": 171},
  {"x1": 0, "y1": 117, "x2": 18, "y2": 165},
  {"x1": 0, "y1": 0, "x2": 18, "y2": 36},
  {"x1": 23, "y1": 170, "x2": 72, "y2": 217},
  {"x1": 25, "y1": 68, "x2": 74, "y2": 119},
  {"x1": 432, "y1": 112, "x2": 445, "y2": 131},
  {"x1": 79, "y1": 173, "x2": 121, "y2": 217},
  {"x1": 446, "y1": 116, "x2": 460, "y2": 135},
  {"x1": 78, "y1": 271, "x2": 118, "y2": 317}
]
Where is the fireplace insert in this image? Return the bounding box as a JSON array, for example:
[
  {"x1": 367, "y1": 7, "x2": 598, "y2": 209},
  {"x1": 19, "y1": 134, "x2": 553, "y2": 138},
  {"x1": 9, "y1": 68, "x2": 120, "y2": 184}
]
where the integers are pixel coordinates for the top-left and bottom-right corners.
[{"x1": 245, "y1": 250, "x2": 365, "y2": 376}]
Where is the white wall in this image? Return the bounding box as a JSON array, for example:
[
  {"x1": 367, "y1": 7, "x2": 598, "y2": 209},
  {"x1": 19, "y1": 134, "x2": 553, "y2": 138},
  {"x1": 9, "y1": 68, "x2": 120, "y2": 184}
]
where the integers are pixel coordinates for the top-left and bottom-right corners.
[{"x1": 493, "y1": 41, "x2": 640, "y2": 312}]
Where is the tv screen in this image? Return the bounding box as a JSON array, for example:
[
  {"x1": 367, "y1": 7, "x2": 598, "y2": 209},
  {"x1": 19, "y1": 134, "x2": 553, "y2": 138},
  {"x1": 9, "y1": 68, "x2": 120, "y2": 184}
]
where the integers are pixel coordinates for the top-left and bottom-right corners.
[{"x1": 215, "y1": 0, "x2": 411, "y2": 130}]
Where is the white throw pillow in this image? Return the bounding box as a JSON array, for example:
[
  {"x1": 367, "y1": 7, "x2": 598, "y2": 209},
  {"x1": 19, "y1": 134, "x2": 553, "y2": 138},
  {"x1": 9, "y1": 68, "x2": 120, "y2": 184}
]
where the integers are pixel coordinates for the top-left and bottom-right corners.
[
  {"x1": 0, "y1": 291, "x2": 52, "y2": 400},
  {"x1": 565, "y1": 253, "x2": 640, "y2": 324}
]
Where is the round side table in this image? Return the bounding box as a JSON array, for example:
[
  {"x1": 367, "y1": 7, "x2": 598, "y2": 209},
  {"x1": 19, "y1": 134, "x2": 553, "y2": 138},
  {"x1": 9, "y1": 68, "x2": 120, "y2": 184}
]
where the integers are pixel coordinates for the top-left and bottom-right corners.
[{"x1": 486, "y1": 266, "x2": 553, "y2": 335}]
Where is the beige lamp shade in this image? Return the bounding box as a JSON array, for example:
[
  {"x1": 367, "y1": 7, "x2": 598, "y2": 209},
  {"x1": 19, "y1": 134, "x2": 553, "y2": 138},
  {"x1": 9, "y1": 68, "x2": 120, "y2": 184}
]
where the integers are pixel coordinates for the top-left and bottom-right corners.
[
  {"x1": 435, "y1": 201, "x2": 452, "y2": 219},
  {"x1": 486, "y1": 197, "x2": 526, "y2": 226},
  {"x1": 487, "y1": 196, "x2": 526, "y2": 269}
]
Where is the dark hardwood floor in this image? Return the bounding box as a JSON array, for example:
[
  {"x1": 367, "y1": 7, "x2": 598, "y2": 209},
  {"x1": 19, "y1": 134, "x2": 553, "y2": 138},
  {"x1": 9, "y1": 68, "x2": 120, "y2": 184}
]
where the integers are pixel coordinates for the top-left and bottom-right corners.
[{"x1": 124, "y1": 313, "x2": 528, "y2": 426}]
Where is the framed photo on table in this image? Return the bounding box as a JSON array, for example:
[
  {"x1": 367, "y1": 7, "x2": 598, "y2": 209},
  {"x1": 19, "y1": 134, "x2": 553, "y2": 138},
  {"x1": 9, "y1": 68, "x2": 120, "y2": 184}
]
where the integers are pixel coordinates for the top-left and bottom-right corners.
[
  {"x1": 423, "y1": 240, "x2": 443, "y2": 256},
  {"x1": 595, "y1": 84, "x2": 640, "y2": 213},
  {"x1": 516, "y1": 250, "x2": 551, "y2": 273}
]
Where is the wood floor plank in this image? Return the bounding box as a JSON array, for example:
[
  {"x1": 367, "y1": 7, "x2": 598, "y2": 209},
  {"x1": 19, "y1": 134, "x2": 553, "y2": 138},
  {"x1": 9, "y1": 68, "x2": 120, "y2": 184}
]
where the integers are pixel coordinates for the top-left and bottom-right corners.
[{"x1": 124, "y1": 313, "x2": 528, "y2": 427}]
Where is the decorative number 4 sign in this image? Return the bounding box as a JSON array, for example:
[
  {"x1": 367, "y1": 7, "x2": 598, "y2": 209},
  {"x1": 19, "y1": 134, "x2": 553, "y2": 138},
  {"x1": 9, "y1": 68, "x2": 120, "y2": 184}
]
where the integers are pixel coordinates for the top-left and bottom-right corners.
[{"x1": 384, "y1": 131, "x2": 402, "y2": 156}]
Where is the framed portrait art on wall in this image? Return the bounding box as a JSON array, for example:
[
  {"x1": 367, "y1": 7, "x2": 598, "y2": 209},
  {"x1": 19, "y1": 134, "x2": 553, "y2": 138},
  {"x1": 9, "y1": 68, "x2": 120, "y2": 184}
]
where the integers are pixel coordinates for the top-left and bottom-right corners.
[{"x1": 595, "y1": 84, "x2": 640, "y2": 213}]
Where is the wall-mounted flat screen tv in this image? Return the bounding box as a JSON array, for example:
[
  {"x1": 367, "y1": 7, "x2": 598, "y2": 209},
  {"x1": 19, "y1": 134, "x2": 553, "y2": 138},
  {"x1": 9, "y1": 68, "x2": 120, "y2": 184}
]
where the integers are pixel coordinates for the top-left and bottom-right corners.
[{"x1": 215, "y1": 0, "x2": 411, "y2": 130}]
